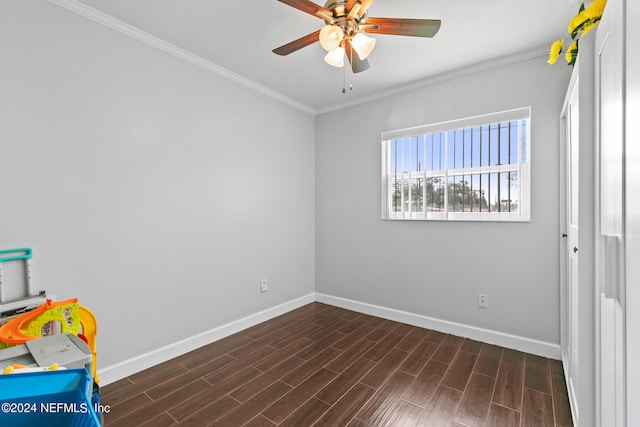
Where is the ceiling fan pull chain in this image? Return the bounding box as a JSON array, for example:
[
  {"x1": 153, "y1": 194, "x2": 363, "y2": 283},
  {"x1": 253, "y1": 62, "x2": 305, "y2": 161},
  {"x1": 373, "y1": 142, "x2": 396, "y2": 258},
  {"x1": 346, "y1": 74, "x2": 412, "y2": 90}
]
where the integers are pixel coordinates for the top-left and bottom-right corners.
[
  {"x1": 349, "y1": 43, "x2": 354, "y2": 91},
  {"x1": 343, "y1": 46, "x2": 353, "y2": 93},
  {"x1": 342, "y1": 56, "x2": 347, "y2": 93}
]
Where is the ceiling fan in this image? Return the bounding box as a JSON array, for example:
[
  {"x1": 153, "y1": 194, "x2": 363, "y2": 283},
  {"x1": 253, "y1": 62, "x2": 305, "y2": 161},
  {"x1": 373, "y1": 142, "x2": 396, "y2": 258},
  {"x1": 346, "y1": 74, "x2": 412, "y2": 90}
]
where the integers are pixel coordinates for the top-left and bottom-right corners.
[{"x1": 272, "y1": 0, "x2": 441, "y2": 73}]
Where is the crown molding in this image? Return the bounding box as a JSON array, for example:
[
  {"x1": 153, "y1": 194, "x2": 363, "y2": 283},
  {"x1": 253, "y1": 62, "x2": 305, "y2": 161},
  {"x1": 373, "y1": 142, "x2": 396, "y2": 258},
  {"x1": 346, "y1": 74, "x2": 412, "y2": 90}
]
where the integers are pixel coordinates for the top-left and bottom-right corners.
[
  {"x1": 46, "y1": 0, "x2": 553, "y2": 117},
  {"x1": 47, "y1": 0, "x2": 315, "y2": 115},
  {"x1": 315, "y1": 46, "x2": 550, "y2": 115}
]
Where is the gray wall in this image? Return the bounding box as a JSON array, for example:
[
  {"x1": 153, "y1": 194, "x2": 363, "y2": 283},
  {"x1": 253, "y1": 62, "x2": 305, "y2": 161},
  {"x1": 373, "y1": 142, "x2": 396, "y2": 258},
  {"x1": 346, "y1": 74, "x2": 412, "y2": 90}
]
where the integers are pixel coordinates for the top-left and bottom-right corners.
[
  {"x1": 1, "y1": 2, "x2": 315, "y2": 367},
  {"x1": 315, "y1": 59, "x2": 572, "y2": 344},
  {"x1": 2, "y1": 1, "x2": 573, "y2": 372}
]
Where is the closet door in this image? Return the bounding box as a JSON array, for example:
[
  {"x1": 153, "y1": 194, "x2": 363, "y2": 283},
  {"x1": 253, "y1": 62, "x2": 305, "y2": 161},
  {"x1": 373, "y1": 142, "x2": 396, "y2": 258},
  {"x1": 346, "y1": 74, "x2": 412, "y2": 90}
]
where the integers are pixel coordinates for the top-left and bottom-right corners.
[
  {"x1": 560, "y1": 65, "x2": 580, "y2": 424},
  {"x1": 595, "y1": 0, "x2": 625, "y2": 424},
  {"x1": 625, "y1": 0, "x2": 640, "y2": 424}
]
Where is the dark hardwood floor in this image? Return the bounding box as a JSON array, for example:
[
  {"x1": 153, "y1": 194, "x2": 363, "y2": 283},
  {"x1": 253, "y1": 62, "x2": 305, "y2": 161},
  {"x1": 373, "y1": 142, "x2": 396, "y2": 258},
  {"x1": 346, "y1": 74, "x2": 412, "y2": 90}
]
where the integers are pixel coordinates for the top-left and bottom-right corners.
[{"x1": 101, "y1": 303, "x2": 573, "y2": 426}]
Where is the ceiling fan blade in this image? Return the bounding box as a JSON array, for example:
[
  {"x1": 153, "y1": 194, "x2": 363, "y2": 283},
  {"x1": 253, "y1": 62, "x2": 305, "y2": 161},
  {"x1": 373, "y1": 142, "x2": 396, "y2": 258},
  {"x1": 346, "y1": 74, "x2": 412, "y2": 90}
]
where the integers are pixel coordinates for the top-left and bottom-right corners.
[
  {"x1": 273, "y1": 29, "x2": 321, "y2": 56},
  {"x1": 362, "y1": 17, "x2": 441, "y2": 37},
  {"x1": 345, "y1": 40, "x2": 370, "y2": 73},
  {"x1": 276, "y1": 0, "x2": 333, "y2": 20}
]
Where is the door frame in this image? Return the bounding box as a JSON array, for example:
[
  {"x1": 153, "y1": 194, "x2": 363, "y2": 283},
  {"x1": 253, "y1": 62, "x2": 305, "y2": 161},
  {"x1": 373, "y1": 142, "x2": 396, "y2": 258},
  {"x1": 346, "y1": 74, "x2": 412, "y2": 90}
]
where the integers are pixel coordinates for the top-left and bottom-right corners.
[{"x1": 559, "y1": 63, "x2": 580, "y2": 425}]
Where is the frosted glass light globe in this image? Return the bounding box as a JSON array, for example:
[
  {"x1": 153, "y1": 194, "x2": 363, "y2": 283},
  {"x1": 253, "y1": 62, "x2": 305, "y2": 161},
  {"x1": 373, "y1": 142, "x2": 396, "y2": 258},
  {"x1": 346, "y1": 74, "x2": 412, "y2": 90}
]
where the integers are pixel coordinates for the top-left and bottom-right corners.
[
  {"x1": 319, "y1": 25, "x2": 344, "y2": 52},
  {"x1": 324, "y1": 46, "x2": 345, "y2": 67}
]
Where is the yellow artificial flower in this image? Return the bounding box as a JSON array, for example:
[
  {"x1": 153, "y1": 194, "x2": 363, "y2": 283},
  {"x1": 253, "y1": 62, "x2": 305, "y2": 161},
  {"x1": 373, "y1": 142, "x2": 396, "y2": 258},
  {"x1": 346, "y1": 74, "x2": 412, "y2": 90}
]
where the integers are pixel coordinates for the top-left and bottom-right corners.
[
  {"x1": 588, "y1": 0, "x2": 607, "y2": 18},
  {"x1": 568, "y1": 0, "x2": 608, "y2": 37},
  {"x1": 566, "y1": 41, "x2": 578, "y2": 64},
  {"x1": 581, "y1": 21, "x2": 598, "y2": 36},
  {"x1": 568, "y1": 12, "x2": 584, "y2": 35},
  {"x1": 550, "y1": 0, "x2": 607, "y2": 66},
  {"x1": 548, "y1": 39, "x2": 564, "y2": 64}
]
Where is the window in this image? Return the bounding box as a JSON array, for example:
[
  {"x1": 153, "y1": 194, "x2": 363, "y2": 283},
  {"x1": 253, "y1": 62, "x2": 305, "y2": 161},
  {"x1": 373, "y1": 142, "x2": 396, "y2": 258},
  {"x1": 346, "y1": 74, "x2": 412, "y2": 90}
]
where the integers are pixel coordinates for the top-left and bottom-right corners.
[{"x1": 381, "y1": 107, "x2": 530, "y2": 221}]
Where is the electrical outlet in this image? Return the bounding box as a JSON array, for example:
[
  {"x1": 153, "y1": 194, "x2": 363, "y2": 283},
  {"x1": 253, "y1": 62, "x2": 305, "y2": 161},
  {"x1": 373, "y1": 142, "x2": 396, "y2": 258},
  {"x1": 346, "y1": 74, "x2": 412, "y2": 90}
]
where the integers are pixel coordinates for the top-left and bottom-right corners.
[
  {"x1": 260, "y1": 279, "x2": 268, "y2": 292},
  {"x1": 478, "y1": 293, "x2": 489, "y2": 308}
]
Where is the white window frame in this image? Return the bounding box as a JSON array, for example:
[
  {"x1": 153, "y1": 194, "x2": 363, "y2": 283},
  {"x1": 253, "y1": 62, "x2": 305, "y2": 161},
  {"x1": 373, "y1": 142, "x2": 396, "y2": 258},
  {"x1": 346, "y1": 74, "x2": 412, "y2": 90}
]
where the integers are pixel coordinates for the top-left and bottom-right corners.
[{"x1": 381, "y1": 107, "x2": 531, "y2": 222}]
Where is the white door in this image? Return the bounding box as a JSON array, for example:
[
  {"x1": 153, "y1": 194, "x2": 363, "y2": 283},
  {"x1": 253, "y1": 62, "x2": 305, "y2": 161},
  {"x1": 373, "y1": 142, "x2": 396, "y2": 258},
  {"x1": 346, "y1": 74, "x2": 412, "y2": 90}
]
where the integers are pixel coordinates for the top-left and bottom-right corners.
[
  {"x1": 561, "y1": 68, "x2": 580, "y2": 422},
  {"x1": 625, "y1": 1, "x2": 640, "y2": 424},
  {"x1": 596, "y1": 0, "x2": 626, "y2": 425}
]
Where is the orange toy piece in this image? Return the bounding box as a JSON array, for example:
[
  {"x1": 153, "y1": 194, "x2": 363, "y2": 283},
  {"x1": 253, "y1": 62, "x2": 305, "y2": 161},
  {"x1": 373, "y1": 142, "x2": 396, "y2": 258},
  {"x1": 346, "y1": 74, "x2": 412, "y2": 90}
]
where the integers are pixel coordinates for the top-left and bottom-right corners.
[
  {"x1": 0, "y1": 300, "x2": 99, "y2": 383},
  {"x1": 78, "y1": 306, "x2": 99, "y2": 383},
  {"x1": 0, "y1": 298, "x2": 79, "y2": 344}
]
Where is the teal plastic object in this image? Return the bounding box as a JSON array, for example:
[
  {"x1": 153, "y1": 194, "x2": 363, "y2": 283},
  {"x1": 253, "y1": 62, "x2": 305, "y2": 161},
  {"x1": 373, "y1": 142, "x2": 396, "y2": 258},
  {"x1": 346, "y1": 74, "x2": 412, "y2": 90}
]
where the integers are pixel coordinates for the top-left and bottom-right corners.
[
  {"x1": 0, "y1": 248, "x2": 32, "y2": 264},
  {"x1": 0, "y1": 368, "x2": 100, "y2": 427}
]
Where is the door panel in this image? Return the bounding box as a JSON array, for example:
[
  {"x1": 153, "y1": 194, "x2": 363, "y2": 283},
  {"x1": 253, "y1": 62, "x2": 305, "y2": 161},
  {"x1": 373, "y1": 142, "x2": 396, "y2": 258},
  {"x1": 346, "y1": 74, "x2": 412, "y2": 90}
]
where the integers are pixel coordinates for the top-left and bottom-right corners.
[
  {"x1": 561, "y1": 72, "x2": 580, "y2": 423},
  {"x1": 625, "y1": 1, "x2": 640, "y2": 424},
  {"x1": 596, "y1": 0, "x2": 626, "y2": 424}
]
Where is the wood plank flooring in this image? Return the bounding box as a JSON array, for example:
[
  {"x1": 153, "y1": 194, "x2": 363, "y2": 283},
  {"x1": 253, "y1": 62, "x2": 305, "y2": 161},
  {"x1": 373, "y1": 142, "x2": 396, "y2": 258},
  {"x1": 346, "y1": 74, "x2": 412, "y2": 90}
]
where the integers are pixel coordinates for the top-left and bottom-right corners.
[{"x1": 101, "y1": 303, "x2": 573, "y2": 426}]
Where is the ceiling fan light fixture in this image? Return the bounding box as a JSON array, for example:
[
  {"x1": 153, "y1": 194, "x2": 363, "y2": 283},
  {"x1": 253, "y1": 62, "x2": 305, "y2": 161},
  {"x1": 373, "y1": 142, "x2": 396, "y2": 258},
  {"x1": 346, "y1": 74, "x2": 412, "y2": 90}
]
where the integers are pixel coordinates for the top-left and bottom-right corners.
[
  {"x1": 319, "y1": 24, "x2": 344, "y2": 51},
  {"x1": 351, "y1": 32, "x2": 376, "y2": 60},
  {"x1": 272, "y1": 0, "x2": 443, "y2": 79},
  {"x1": 324, "y1": 46, "x2": 345, "y2": 67}
]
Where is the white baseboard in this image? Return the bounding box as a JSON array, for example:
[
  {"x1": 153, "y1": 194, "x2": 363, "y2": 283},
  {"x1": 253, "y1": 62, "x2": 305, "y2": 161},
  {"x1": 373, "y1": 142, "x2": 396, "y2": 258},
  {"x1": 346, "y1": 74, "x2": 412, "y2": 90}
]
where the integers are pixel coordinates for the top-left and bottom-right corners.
[
  {"x1": 98, "y1": 293, "x2": 315, "y2": 386},
  {"x1": 315, "y1": 293, "x2": 561, "y2": 360},
  {"x1": 99, "y1": 291, "x2": 560, "y2": 386}
]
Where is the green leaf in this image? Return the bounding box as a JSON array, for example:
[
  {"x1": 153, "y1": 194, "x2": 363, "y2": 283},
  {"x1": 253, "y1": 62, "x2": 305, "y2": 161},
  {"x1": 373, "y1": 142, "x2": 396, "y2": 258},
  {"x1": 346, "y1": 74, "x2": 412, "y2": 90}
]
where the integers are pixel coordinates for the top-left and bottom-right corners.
[
  {"x1": 567, "y1": 39, "x2": 579, "y2": 67},
  {"x1": 571, "y1": 22, "x2": 584, "y2": 39}
]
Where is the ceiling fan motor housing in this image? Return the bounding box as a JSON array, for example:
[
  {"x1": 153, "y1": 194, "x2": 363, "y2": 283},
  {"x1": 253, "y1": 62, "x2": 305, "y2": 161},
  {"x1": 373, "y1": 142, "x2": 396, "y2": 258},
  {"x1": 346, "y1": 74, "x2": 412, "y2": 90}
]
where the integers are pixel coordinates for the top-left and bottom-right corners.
[
  {"x1": 323, "y1": 0, "x2": 348, "y2": 16},
  {"x1": 322, "y1": 0, "x2": 365, "y2": 39}
]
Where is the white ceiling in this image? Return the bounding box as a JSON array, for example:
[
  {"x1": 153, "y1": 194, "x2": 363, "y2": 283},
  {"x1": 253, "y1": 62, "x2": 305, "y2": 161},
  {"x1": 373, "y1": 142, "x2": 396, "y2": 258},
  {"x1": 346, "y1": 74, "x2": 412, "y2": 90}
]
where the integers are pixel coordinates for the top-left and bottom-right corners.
[{"x1": 69, "y1": 0, "x2": 579, "y2": 113}]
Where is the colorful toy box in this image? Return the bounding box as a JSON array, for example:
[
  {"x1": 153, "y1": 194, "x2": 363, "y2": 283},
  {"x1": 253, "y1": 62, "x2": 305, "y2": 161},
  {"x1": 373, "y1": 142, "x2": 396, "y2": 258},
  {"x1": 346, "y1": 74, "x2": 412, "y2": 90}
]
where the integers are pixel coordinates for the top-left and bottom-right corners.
[{"x1": 0, "y1": 368, "x2": 100, "y2": 426}]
